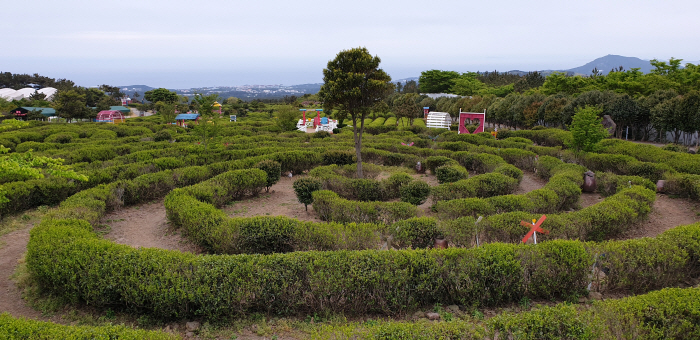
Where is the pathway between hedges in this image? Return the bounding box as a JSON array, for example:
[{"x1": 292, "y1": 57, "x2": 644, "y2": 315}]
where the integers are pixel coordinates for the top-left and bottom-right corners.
[{"x1": 0, "y1": 224, "x2": 52, "y2": 321}]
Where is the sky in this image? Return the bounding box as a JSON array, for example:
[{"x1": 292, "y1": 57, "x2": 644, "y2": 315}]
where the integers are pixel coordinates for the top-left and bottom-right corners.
[{"x1": 2, "y1": 0, "x2": 699, "y2": 89}]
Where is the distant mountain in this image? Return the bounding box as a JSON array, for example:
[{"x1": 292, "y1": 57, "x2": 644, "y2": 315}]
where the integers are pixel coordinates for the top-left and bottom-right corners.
[
  {"x1": 119, "y1": 83, "x2": 322, "y2": 101},
  {"x1": 394, "y1": 77, "x2": 419, "y2": 84},
  {"x1": 567, "y1": 55, "x2": 654, "y2": 75}
]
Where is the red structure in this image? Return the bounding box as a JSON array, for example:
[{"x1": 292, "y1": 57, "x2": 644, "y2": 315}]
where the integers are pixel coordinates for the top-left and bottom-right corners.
[
  {"x1": 458, "y1": 111, "x2": 485, "y2": 134},
  {"x1": 520, "y1": 215, "x2": 549, "y2": 244},
  {"x1": 96, "y1": 110, "x2": 125, "y2": 124}
]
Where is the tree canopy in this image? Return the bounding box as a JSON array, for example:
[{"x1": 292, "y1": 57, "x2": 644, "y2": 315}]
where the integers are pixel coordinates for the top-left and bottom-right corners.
[{"x1": 318, "y1": 47, "x2": 393, "y2": 178}]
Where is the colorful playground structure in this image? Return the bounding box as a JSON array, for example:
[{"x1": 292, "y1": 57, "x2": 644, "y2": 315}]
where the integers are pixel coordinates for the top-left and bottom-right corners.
[{"x1": 297, "y1": 109, "x2": 338, "y2": 133}]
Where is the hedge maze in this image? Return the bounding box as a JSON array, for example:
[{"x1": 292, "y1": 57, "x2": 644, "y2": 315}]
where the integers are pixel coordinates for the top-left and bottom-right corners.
[{"x1": 2, "y1": 118, "x2": 700, "y2": 338}]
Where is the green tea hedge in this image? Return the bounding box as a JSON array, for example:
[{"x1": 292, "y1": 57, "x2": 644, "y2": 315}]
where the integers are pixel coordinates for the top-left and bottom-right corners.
[{"x1": 0, "y1": 313, "x2": 176, "y2": 340}]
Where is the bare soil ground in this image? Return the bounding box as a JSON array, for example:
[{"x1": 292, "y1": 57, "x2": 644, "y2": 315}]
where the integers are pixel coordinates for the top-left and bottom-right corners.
[
  {"x1": 0, "y1": 226, "x2": 50, "y2": 321},
  {"x1": 619, "y1": 194, "x2": 700, "y2": 239},
  {"x1": 223, "y1": 175, "x2": 322, "y2": 222},
  {"x1": 100, "y1": 199, "x2": 201, "y2": 254},
  {"x1": 514, "y1": 171, "x2": 548, "y2": 195}
]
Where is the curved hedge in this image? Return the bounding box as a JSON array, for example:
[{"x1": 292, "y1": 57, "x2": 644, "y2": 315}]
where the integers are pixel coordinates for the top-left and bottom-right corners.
[
  {"x1": 312, "y1": 190, "x2": 417, "y2": 224},
  {"x1": 313, "y1": 287, "x2": 700, "y2": 340}
]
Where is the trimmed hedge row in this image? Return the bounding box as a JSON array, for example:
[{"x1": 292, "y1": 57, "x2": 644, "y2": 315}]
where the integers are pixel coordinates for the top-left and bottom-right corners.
[
  {"x1": 311, "y1": 190, "x2": 417, "y2": 224},
  {"x1": 0, "y1": 313, "x2": 176, "y2": 340},
  {"x1": 166, "y1": 190, "x2": 386, "y2": 254},
  {"x1": 430, "y1": 173, "x2": 520, "y2": 204},
  {"x1": 439, "y1": 185, "x2": 655, "y2": 246},
  {"x1": 309, "y1": 164, "x2": 413, "y2": 201},
  {"x1": 28, "y1": 219, "x2": 700, "y2": 319},
  {"x1": 433, "y1": 153, "x2": 588, "y2": 219},
  {"x1": 0, "y1": 147, "x2": 323, "y2": 217},
  {"x1": 313, "y1": 287, "x2": 700, "y2": 340}
]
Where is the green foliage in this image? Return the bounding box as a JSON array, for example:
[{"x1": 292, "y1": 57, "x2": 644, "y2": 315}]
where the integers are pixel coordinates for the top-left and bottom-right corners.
[
  {"x1": 256, "y1": 159, "x2": 281, "y2": 192},
  {"x1": 435, "y1": 164, "x2": 469, "y2": 184},
  {"x1": 153, "y1": 129, "x2": 172, "y2": 142},
  {"x1": 0, "y1": 313, "x2": 175, "y2": 339},
  {"x1": 567, "y1": 106, "x2": 609, "y2": 152},
  {"x1": 425, "y1": 155, "x2": 457, "y2": 174},
  {"x1": 400, "y1": 180, "x2": 431, "y2": 205},
  {"x1": 392, "y1": 217, "x2": 441, "y2": 249},
  {"x1": 322, "y1": 150, "x2": 356, "y2": 166},
  {"x1": 276, "y1": 105, "x2": 300, "y2": 131},
  {"x1": 313, "y1": 190, "x2": 416, "y2": 224},
  {"x1": 293, "y1": 177, "x2": 322, "y2": 211},
  {"x1": 419, "y1": 70, "x2": 460, "y2": 93},
  {"x1": 430, "y1": 173, "x2": 519, "y2": 204},
  {"x1": 319, "y1": 47, "x2": 393, "y2": 178}
]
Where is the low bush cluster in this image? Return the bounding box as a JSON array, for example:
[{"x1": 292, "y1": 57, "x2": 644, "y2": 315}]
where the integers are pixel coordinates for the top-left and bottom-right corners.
[
  {"x1": 309, "y1": 164, "x2": 414, "y2": 201},
  {"x1": 439, "y1": 185, "x2": 656, "y2": 245},
  {"x1": 430, "y1": 173, "x2": 520, "y2": 204},
  {"x1": 312, "y1": 190, "x2": 417, "y2": 224},
  {"x1": 0, "y1": 313, "x2": 175, "y2": 339}
]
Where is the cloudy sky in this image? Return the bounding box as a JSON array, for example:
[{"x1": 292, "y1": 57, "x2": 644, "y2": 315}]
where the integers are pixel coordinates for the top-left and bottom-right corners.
[{"x1": 2, "y1": 0, "x2": 698, "y2": 88}]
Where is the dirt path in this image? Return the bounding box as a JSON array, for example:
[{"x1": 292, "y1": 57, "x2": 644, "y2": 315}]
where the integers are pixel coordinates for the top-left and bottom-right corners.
[
  {"x1": 224, "y1": 175, "x2": 322, "y2": 222},
  {"x1": 0, "y1": 225, "x2": 55, "y2": 322},
  {"x1": 514, "y1": 171, "x2": 547, "y2": 195},
  {"x1": 100, "y1": 199, "x2": 201, "y2": 254},
  {"x1": 620, "y1": 194, "x2": 700, "y2": 239}
]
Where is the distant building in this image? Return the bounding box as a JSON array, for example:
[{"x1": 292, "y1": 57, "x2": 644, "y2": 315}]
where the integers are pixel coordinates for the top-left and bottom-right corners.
[
  {"x1": 421, "y1": 93, "x2": 461, "y2": 99},
  {"x1": 9, "y1": 107, "x2": 56, "y2": 120},
  {"x1": 0, "y1": 87, "x2": 57, "y2": 101}
]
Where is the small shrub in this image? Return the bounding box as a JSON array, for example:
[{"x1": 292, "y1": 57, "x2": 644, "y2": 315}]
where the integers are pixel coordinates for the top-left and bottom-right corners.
[
  {"x1": 392, "y1": 217, "x2": 440, "y2": 249},
  {"x1": 425, "y1": 156, "x2": 457, "y2": 174},
  {"x1": 293, "y1": 177, "x2": 322, "y2": 211},
  {"x1": 400, "y1": 180, "x2": 431, "y2": 205},
  {"x1": 256, "y1": 160, "x2": 282, "y2": 192},
  {"x1": 313, "y1": 131, "x2": 331, "y2": 139},
  {"x1": 154, "y1": 130, "x2": 172, "y2": 142},
  {"x1": 435, "y1": 164, "x2": 469, "y2": 184},
  {"x1": 322, "y1": 150, "x2": 356, "y2": 166}
]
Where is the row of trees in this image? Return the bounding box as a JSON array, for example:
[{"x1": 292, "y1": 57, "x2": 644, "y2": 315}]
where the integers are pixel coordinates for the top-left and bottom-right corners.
[{"x1": 418, "y1": 58, "x2": 700, "y2": 99}]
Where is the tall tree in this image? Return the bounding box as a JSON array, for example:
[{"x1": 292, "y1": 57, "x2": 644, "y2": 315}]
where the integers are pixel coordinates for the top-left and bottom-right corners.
[
  {"x1": 99, "y1": 85, "x2": 125, "y2": 102},
  {"x1": 393, "y1": 93, "x2": 421, "y2": 126},
  {"x1": 144, "y1": 88, "x2": 178, "y2": 104},
  {"x1": 191, "y1": 93, "x2": 222, "y2": 151},
  {"x1": 54, "y1": 90, "x2": 88, "y2": 122},
  {"x1": 418, "y1": 70, "x2": 460, "y2": 93},
  {"x1": 318, "y1": 47, "x2": 393, "y2": 178}
]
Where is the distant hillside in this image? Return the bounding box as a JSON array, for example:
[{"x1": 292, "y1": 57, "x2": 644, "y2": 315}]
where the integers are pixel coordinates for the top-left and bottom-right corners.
[{"x1": 567, "y1": 55, "x2": 654, "y2": 75}]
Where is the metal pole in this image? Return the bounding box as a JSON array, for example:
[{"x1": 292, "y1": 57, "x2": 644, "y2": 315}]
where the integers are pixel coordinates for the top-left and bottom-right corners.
[{"x1": 626, "y1": 126, "x2": 629, "y2": 140}]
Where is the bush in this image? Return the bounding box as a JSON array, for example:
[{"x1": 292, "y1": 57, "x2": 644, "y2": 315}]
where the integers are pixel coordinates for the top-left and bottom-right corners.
[
  {"x1": 662, "y1": 143, "x2": 687, "y2": 152},
  {"x1": 0, "y1": 313, "x2": 175, "y2": 339},
  {"x1": 435, "y1": 164, "x2": 469, "y2": 184},
  {"x1": 313, "y1": 190, "x2": 417, "y2": 224},
  {"x1": 425, "y1": 156, "x2": 457, "y2": 174},
  {"x1": 381, "y1": 172, "x2": 413, "y2": 199},
  {"x1": 430, "y1": 173, "x2": 519, "y2": 203},
  {"x1": 293, "y1": 177, "x2": 322, "y2": 211},
  {"x1": 313, "y1": 131, "x2": 331, "y2": 139},
  {"x1": 153, "y1": 129, "x2": 172, "y2": 142},
  {"x1": 256, "y1": 159, "x2": 281, "y2": 192},
  {"x1": 400, "y1": 180, "x2": 431, "y2": 205},
  {"x1": 322, "y1": 150, "x2": 356, "y2": 166},
  {"x1": 392, "y1": 217, "x2": 440, "y2": 249},
  {"x1": 44, "y1": 133, "x2": 77, "y2": 144}
]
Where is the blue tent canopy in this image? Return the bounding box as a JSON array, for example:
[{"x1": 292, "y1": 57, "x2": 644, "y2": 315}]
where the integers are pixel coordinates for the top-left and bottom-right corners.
[{"x1": 175, "y1": 114, "x2": 199, "y2": 120}]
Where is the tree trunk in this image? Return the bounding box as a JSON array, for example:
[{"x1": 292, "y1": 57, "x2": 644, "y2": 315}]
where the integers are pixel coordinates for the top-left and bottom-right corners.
[{"x1": 353, "y1": 114, "x2": 364, "y2": 178}]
